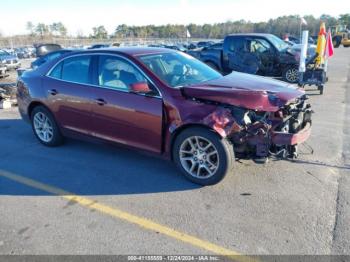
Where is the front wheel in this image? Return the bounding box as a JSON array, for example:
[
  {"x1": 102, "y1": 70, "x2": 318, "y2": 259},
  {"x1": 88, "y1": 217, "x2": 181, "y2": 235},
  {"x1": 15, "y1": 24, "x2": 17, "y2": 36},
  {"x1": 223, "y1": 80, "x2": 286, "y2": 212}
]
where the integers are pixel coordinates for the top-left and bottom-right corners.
[
  {"x1": 173, "y1": 127, "x2": 234, "y2": 185},
  {"x1": 282, "y1": 66, "x2": 299, "y2": 83}
]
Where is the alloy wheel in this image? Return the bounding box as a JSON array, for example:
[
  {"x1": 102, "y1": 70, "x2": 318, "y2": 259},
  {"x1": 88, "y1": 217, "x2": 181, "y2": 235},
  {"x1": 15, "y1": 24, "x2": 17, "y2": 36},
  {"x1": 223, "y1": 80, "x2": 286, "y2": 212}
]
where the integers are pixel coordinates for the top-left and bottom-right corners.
[
  {"x1": 33, "y1": 112, "x2": 54, "y2": 143},
  {"x1": 179, "y1": 136, "x2": 219, "y2": 179},
  {"x1": 286, "y1": 68, "x2": 299, "y2": 83}
]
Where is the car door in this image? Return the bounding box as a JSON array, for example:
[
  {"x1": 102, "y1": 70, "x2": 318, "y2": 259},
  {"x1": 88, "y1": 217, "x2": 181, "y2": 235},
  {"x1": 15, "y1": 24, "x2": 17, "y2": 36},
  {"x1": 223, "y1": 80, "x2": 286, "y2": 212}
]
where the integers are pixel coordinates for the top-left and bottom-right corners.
[
  {"x1": 250, "y1": 38, "x2": 277, "y2": 76},
  {"x1": 90, "y1": 54, "x2": 163, "y2": 153},
  {"x1": 225, "y1": 37, "x2": 260, "y2": 74},
  {"x1": 44, "y1": 55, "x2": 96, "y2": 135}
]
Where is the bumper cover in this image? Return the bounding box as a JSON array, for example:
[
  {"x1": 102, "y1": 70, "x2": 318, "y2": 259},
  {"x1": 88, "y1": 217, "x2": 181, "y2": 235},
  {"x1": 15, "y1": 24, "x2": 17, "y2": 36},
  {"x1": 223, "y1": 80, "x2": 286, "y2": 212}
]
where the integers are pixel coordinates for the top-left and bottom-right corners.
[{"x1": 271, "y1": 122, "x2": 311, "y2": 146}]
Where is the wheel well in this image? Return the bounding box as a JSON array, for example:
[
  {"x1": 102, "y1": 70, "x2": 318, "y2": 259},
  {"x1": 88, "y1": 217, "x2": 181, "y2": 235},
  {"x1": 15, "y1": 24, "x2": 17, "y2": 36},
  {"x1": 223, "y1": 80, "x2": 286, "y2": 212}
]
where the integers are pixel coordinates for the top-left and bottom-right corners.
[
  {"x1": 28, "y1": 101, "x2": 47, "y2": 118},
  {"x1": 169, "y1": 123, "x2": 220, "y2": 160}
]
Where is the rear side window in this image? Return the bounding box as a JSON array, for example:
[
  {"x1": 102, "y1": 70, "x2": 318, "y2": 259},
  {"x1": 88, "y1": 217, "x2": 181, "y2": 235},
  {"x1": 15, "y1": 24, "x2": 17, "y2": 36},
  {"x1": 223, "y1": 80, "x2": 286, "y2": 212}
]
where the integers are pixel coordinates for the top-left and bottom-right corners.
[
  {"x1": 49, "y1": 62, "x2": 62, "y2": 79},
  {"x1": 48, "y1": 55, "x2": 91, "y2": 84},
  {"x1": 228, "y1": 37, "x2": 245, "y2": 52}
]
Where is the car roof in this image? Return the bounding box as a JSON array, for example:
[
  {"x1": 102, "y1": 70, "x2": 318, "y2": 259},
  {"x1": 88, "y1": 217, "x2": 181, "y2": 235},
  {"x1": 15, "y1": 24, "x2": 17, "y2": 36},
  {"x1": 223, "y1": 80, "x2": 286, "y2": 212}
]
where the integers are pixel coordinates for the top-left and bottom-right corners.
[
  {"x1": 227, "y1": 33, "x2": 275, "y2": 37},
  {"x1": 74, "y1": 47, "x2": 175, "y2": 57}
]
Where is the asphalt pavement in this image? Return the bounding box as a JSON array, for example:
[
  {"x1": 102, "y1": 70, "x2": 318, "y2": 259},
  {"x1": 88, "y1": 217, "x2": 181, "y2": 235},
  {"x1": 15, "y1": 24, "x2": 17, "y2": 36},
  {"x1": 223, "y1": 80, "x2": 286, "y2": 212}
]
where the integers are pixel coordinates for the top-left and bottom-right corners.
[{"x1": 0, "y1": 48, "x2": 349, "y2": 257}]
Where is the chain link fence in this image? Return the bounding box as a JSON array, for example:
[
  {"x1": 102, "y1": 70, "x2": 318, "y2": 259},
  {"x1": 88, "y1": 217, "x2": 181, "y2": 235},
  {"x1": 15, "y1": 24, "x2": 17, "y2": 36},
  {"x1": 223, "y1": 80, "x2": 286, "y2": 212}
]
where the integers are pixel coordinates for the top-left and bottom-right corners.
[{"x1": 0, "y1": 36, "x2": 220, "y2": 48}]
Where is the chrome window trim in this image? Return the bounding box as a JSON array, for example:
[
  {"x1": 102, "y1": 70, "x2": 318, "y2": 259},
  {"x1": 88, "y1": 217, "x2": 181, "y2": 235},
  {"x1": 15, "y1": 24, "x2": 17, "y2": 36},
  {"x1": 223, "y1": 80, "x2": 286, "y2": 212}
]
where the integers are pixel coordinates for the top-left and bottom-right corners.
[{"x1": 45, "y1": 52, "x2": 163, "y2": 99}]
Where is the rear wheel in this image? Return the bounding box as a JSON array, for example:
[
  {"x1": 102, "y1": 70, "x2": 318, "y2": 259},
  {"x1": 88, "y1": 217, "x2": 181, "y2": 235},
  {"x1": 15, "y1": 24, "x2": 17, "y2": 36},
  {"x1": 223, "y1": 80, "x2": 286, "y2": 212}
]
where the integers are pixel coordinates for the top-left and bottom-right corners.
[
  {"x1": 31, "y1": 106, "x2": 64, "y2": 147},
  {"x1": 333, "y1": 36, "x2": 341, "y2": 48},
  {"x1": 282, "y1": 66, "x2": 299, "y2": 83},
  {"x1": 173, "y1": 127, "x2": 234, "y2": 185},
  {"x1": 319, "y1": 85, "x2": 324, "y2": 95}
]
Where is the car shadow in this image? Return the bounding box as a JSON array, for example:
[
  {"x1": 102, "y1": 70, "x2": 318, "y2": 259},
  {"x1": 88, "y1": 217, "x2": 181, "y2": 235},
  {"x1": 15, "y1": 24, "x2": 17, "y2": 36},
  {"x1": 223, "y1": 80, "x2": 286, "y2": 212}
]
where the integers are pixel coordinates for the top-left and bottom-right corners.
[
  {"x1": 0, "y1": 119, "x2": 201, "y2": 196},
  {"x1": 286, "y1": 158, "x2": 350, "y2": 170}
]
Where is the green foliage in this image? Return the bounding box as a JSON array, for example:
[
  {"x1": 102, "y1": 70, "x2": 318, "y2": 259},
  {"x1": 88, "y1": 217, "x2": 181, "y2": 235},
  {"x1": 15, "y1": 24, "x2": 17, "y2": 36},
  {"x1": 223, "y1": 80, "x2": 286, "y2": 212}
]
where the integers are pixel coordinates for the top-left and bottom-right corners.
[
  {"x1": 26, "y1": 21, "x2": 68, "y2": 37},
  {"x1": 111, "y1": 14, "x2": 349, "y2": 39},
  {"x1": 22, "y1": 14, "x2": 350, "y2": 41},
  {"x1": 91, "y1": 25, "x2": 108, "y2": 39},
  {"x1": 339, "y1": 14, "x2": 350, "y2": 28}
]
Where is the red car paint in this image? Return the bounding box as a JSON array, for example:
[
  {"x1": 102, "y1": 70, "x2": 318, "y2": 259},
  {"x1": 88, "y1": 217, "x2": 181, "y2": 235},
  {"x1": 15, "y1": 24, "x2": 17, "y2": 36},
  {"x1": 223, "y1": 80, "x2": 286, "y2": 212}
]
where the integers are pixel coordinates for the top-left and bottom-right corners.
[{"x1": 17, "y1": 48, "x2": 312, "y2": 160}]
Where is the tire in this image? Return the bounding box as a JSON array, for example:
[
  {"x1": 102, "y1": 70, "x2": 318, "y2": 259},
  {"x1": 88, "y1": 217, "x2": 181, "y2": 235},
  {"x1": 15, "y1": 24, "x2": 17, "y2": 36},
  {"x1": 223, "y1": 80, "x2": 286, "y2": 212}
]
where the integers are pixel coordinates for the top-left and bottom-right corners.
[
  {"x1": 332, "y1": 36, "x2": 341, "y2": 48},
  {"x1": 173, "y1": 127, "x2": 234, "y2": 185},
  {"x1": 205, "y1": 61, "x2": 219, "y2": 71},
  {"x1": 31, "y1": 106, "x2": 64, "y2": 147},
  {"x1": 319, "y1": 85, "x2": 324, "y2": 95},
  {"x1": 282, "y1": 66, "x2": 299, "y2": 83},
  {"x1": 333, "y1": 41, "x2": 340, "y2": 48}
]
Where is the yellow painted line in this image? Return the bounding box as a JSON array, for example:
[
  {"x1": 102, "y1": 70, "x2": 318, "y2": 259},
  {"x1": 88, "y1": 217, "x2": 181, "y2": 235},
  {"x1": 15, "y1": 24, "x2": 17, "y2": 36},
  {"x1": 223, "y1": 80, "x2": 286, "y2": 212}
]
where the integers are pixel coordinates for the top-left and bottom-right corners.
[{"x1": 0, "y1": 171, "x2": 258, "y2": 262}]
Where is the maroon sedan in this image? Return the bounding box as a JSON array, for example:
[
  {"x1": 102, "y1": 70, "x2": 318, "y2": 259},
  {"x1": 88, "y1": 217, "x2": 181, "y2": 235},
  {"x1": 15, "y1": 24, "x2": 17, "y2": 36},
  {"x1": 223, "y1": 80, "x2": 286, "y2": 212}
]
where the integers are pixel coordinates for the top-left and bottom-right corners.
[{"x1": 17, "y1": 48, "x2": 312, "y2": 185}]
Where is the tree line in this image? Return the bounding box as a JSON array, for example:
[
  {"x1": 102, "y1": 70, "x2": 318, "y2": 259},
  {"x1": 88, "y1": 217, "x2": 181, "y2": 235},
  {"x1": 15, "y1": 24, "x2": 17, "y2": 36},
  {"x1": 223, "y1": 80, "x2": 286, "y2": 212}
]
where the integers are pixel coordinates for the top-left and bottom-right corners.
[{"x1": 15, "y1": 13, "x2": 350, "y2": 40}]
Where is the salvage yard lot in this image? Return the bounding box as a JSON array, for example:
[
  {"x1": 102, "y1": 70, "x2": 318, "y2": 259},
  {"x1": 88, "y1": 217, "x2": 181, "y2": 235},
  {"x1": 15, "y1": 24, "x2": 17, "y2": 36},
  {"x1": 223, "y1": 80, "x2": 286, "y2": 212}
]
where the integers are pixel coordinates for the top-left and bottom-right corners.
[{"x1": 0, "y1": 48, "x2": 349, "y2": 256}]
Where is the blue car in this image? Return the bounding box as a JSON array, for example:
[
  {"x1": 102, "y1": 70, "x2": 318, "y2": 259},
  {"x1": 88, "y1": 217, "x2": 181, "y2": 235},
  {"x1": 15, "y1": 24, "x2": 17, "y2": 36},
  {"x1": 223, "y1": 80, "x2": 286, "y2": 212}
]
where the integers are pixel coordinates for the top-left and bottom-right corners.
[{"x1": 0, "y1": 49, "x2": 21, "y2": 70}]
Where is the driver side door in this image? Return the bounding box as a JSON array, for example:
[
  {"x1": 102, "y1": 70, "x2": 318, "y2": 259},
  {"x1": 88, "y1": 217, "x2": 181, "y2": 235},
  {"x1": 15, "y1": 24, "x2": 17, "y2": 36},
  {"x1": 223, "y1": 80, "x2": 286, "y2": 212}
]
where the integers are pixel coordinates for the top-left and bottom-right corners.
[
  {"x1": 227, "y1": 37, "x2": 260, "y2": 74},
  {"x1": 90, "y1": 55, "x2": 163, "y2": 153},
  {"x1": 251, "y1": 38, "x2": 278, "y2": 76}
]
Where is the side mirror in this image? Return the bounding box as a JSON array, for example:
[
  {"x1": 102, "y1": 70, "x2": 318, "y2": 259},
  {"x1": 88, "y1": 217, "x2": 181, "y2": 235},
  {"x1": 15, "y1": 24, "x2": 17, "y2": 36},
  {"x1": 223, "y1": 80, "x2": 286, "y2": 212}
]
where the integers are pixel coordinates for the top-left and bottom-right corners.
[{"x1": 130, "y1": 82, "x2": 152, "y2": 94}]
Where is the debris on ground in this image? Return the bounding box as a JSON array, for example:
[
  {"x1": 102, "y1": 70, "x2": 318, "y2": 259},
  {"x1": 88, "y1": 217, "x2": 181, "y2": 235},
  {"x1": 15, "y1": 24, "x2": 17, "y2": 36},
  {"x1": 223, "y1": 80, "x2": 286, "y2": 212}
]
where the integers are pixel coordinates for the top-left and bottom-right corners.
[{"x1": 0, "y1": 83, "x2": 17, "y2": 107}]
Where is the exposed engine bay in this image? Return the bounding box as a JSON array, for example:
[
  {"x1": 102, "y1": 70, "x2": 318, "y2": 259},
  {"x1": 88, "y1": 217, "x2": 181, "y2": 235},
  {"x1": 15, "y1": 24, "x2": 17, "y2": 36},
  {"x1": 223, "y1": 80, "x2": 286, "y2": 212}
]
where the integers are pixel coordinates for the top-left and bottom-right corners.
[{"x1": 197, "y1": 95, "x2": 313, "y2": 160}]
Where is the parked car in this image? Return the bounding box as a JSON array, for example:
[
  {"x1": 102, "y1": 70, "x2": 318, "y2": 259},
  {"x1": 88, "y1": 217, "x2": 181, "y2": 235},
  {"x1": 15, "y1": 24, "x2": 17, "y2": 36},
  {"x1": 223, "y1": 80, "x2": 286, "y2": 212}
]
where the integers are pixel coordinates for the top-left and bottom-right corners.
[
  {"x1": 164, "y1": 45, "x2": 187, "y2": 52},
  {"x1": 88, "y1": 44, "x2": 110, "y2": 49},
  {"x1": 0, "y1": 49, "x2": 21, "y2": 70},
  {"x1": 189, "y1": 33, "x2": 312, "y2": 83},
  {"x1": 35, "y1": 44, "x2": 62, "y2": 58},
  {"x1": 0, "y1": 61, "x2": 7, "y2": 78},
  {"x1": 14, "y1": 47, "x2": 31, "y2": 59},
  {"x1": 187, "y1": 42, "x2": 223, "y2": 60},
  {"x1": 17, "y1": 48, "x2": 312, "y2": 185},
  {"x1": 185, "y1": 42, "x2": 198, "y2": 50},
  {"x1": 148, "y1": 44, "x2": 166, "y2": 48},
  {"x1": 197, "y1": 41, "x2": 215, "y2": 48},
  {"x1": 285, "y1": 36, "x2": 315, "y2": 45},
  {"x1": 31, "y1": 49, "x2": 76, "y2": 69}
]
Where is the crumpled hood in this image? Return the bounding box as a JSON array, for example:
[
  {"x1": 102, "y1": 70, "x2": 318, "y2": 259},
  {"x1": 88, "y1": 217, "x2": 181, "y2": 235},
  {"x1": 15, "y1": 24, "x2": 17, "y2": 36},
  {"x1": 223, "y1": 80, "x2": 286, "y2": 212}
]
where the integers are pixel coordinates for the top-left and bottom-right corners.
[{"x1": 182, "y1": 72, "x2": 305, "y2": 112}]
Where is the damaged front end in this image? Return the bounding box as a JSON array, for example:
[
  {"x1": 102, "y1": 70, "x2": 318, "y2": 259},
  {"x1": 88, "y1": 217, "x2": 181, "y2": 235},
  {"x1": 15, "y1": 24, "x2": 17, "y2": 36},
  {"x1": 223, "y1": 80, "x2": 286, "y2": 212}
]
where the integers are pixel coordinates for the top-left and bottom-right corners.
[{"x1": 202, "y1": 95, "x2": 313, "y2": 161}]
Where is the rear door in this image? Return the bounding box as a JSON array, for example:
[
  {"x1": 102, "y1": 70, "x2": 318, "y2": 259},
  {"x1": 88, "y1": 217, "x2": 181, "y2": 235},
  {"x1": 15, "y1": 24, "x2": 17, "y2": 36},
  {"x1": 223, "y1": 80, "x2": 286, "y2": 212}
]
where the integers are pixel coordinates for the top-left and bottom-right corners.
[
  {"x1": 90, "y1": 54, "x2": 163, "y2": 153},
  {"x1": 44, "y1": 55, "x2": 95, "y2": 135},
  {"x1": 224, "y1": 36, "x2": 259, "y2": 74}
]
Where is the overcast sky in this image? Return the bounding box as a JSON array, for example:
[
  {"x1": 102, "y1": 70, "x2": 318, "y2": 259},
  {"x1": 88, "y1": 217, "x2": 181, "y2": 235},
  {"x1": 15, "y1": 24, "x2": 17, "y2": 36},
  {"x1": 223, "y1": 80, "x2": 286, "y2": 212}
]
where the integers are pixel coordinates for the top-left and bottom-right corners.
[{"x1": 0, "y1": 0, "x2": 347, "y2": 36}]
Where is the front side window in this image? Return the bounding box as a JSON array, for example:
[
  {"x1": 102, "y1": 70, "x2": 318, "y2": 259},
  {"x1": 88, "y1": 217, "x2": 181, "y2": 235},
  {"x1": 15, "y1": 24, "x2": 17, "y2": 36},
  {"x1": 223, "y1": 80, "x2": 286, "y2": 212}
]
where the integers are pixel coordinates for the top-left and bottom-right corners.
[
  {"x1": 98, "y1": 55, "x2": 147, "y2": 91},
  {"x1": 49, "y1": 55, "x2": 91, "y2": 84},
  {"x1": 139, "y1": 52, "x2": 221, "y2": 88},
  {"x1": 250, "y1": 39, "x2": 272, "y2": 53}
]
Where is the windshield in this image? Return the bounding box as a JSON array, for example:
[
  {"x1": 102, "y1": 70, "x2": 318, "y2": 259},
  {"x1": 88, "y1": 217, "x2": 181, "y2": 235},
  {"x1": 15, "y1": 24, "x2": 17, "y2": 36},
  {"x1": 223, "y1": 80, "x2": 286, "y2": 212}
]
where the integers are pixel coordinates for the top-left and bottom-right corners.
[
  {"x1": 266, "y1": 35, "x2": 289, "y2": 51},
  {"x1": 138, "y1": 52, "x2": 221, "y2": 88}
]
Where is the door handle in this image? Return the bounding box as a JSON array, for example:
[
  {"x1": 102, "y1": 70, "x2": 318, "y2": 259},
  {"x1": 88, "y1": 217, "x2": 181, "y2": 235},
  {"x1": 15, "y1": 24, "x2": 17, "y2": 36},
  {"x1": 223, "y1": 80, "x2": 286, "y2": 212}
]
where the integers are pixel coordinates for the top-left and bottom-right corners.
[
  {"x1": 48, "y1": 89, "x2": 58, "y2": 96},
  {"x1": 95, "y1": 98, "x2": 107, "y2": 106}
]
